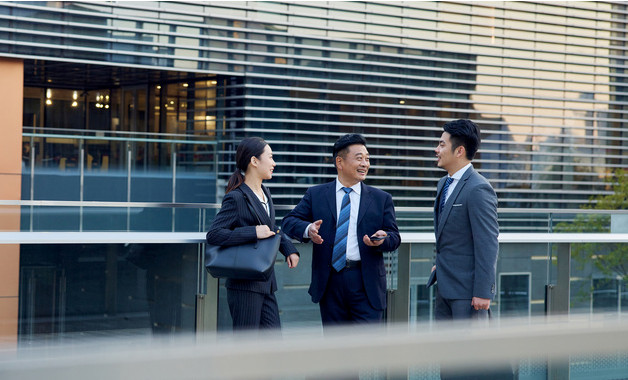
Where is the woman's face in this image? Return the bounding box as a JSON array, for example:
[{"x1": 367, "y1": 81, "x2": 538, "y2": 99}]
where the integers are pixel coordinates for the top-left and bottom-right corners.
[{"x1": 250, "y1": 144, "x2": 275, "y2": 180}]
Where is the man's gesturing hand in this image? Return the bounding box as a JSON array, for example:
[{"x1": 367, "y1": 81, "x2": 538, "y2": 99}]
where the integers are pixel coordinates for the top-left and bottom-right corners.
[{"x1": 308, "y1": 219, "x2": 324, "y2": 244}]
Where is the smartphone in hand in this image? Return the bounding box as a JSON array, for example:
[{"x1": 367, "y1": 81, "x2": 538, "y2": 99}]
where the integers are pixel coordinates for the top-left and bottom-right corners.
[{"x1": 369, "y1": 235, "x2": 387, "y2": 242}]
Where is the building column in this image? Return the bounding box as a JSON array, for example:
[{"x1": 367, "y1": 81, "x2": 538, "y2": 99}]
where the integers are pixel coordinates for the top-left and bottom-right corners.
[{"x1": 0, "y1": 58, "x2": 23, "y2": 346}]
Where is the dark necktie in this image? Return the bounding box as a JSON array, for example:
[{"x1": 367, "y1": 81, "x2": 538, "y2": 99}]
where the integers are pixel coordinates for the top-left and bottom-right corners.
[
  {"x1": 439, "y1": 177, "x2": 454, "y2": 215},
  {"x1": 331, "y1": 187, "x2": 352, "y2": 272}
]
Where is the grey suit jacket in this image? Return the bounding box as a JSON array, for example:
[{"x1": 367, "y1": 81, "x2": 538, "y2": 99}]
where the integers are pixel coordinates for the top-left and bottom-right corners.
[{"x1": 433, "y1": 167, "x2": 499, "y2": 300}]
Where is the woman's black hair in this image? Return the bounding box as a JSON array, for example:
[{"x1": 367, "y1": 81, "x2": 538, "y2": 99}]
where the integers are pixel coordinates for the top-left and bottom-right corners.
[{"x1": 225, "y1": 137, "x2": 268, "y2": 194}]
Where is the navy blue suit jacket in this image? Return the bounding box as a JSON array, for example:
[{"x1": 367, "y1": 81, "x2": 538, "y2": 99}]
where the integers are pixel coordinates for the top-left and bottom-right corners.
[
  {"x1": 206, "y1": 183, "x2": 298, "y2": 295},
  {"x1": 281, "y1": 181, "x2": 400, "y2": 310},
  {"x1": 433, "y1": 167, "x2": 499, "y2": 300}
]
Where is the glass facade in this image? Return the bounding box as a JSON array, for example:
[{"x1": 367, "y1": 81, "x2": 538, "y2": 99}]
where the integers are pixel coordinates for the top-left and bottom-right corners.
[
  {"x1": 0, "y1": 1, "x2": 625, "y2": 209},
  {"x1": 1, "y1": 1, "x2": 628, "y2": 349},
  {"x1": 19, "y1": 243, "x2": 199, "y2": 342}
]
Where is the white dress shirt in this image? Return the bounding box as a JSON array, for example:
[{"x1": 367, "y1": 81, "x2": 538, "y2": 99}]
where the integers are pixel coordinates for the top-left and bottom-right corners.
[
  {"x1": 253, "y1": 191, "x2": 270, "y2": 216},
  {"x1": 334, "y1": 179, "x2": 361, "y2": 261},
  {"x1": 303, "y1": 179, "x2": 362, "y2": 261},
  {"x1": 443, "y1": 163, "x2": 472, "y2": 205}
]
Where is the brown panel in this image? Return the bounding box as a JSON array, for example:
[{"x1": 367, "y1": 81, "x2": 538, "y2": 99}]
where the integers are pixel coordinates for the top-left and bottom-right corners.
[
  {"x1": 0, "y1": 174, "x2": 21, "y2": 232},
  {"x1": 0, "y1": 245, "x2": 19, "y2": 297},
  {"x1": 0, "y1": 58, "x2": 23, "y2": 346},
  {"x1": 0, "y1": 58, "x2": 23, "y2": 175},
  {"x1": 0, "y1": 297, "x2": 18, "y2": 345}
]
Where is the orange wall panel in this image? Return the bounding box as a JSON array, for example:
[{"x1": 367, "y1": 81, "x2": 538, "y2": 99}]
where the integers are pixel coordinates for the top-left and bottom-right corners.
[
  {"x1": 0, "y1": 174, "x2": 21, "y2": 232},
  {"x1": 0, "y1": 58, "x2": 23, "y2": 176},
  {"x1": 0, "y1": 245, "x2": 19, "y2": 297},
  {"x1": 0, "y1": 298, "x2": 18, "y2": 346},
  {"x1": 0, "y1": 58, "x2": 23, "y2": 345}
]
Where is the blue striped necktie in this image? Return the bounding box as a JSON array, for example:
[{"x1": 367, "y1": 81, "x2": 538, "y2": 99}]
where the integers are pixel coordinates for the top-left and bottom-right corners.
[
  {"x1": 331, "y1": 187, "x2": 352, "y2": 272},
  {"x1": 439, "y1": 177, "x2": 453, "y2": 215}
]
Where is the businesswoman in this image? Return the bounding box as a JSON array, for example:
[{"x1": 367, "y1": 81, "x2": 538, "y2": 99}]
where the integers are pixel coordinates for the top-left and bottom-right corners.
[{"x1": 206, "y1": 137, "x2": 299, "y2": 330}]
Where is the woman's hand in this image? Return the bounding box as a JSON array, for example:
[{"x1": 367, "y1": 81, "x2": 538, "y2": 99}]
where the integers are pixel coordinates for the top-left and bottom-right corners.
[
  {"x1": 287, "y1": 253, "x2": 299, "y2": 268},
  {"x1": 256, "y1": 225, "x2": 276, "y2": 239}
]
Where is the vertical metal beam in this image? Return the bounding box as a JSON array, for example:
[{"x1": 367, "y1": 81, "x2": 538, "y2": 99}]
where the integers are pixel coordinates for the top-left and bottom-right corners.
[
  {"x1": 104, "y1": 245, "x2": 118, "y2": 317},
  {"x1": 551, "y1": 243, "x2": 571, "y2": 315},
  {"x1": 386, "y1": 243, "x2": 410, "y2": 323},
  {"x1": 79, "y1": 141, "x2": 84, "y2": 232},
  {"x1": 29, "y1": 143, "x2": 35, "y2": 232},
  {"x1": 547, "y1": 243, "x2": 571, "y2": 380},
  {"x1": 172, "y1": 144, "x2": 176, "y2": 232},
  {"x1": 126, "y1": 144, "x2": 132, "y2": 231},
  {"x1": 196, "y1": 238, "x2": 219, "y2": 335},
  {"x1": 196, "y1": 277, "x2": 219, "y2": 334},
  {"x1": 386, "y1": 243, "x2": 411, "y2": 380}
]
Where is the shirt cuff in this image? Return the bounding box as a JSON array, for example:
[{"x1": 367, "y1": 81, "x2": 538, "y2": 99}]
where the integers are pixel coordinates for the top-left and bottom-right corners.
[{"x1": 303, "y1": 223, "x2": 311, "y2": 239}]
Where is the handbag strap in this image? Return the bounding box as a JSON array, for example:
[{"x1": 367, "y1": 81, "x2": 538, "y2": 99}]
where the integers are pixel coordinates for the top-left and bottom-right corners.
[
  {"x1": 241, "y1": 190, "x2": 264, "y2": 226},
  {"x1": 241, "y1": 189, "x2": 278, "y2": 250}
]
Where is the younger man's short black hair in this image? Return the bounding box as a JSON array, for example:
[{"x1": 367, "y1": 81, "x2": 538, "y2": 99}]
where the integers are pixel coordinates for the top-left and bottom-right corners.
[
  {"x1": 332, "y1": 133, "x2": 367, "y2": 159},
  {"x1": 443, "y1": 119, "x2": 481, "y2": 160}
]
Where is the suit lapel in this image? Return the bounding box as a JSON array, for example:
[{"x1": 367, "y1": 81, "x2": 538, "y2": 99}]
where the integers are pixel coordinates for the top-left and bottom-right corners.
[
  {"x1": 436, "y1": 167, "x2": 474, "y2": 239},
  {"x1": 357, "y1": 182, "x2": 372, "y2": 226},
  {"x1": 262, "y1": 185, "x2": 276, "y2": 229},
  {"x1": 434, "y1": 177, "x2": 445, "y2": 213},
  {"x1": 434, "y1": 177, "x2": 446, "y2": 233},
  {"x1": 325, "y1": 181, "x2": 338, "y2": 225},
  {"x1": 240, "y1": 183, "x2": 272, "y2": 227}
]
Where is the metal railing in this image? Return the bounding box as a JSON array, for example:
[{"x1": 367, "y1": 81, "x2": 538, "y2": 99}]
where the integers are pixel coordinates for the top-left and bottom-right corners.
[
  {"x1": 2, "y1": 226, "x2": 628, "y2": 379},
  {"x1": 4, "y1": 199, "x2": 628, "y2": 233},
  {"x1": 1, "y1": 316, "x2": 627, "y2": 380}
]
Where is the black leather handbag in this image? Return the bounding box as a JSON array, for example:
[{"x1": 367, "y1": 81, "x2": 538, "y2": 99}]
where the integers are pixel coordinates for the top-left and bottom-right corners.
[{"x1": 205, "y1": 193, "x2": 280, "y2": 281}]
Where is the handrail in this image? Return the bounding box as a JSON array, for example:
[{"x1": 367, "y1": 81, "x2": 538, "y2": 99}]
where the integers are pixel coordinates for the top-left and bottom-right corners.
[
  {"x1": 1, "y1": 232, "x2": 628, "y2": 244},
  {"x1": 23, "y1": 126, "x2": 213, "y2": 139},
  {"x1": 2, "y1": 200, "x2": 628, "y2": 214},
  {"x1": 0, "y1": 200, "x2": 221, "y2": 208},
  {"x1": 23, "y1": 132, "x2": 216, "y2": 145},
  {"x1": 401, "y1": 232, "x2": 628, "y2": 243},
  {"x1": 1, "y1": 316, "x2": 627, "y2": 380}
]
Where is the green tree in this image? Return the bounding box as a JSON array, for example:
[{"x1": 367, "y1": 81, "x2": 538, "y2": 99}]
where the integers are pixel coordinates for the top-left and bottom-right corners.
[{"x1": 556, "y1": 169, "x2": 628, "y2": 281}]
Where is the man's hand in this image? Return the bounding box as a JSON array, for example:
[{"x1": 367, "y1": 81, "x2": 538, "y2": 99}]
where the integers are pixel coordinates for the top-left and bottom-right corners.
[
  {"x1": 363, "y1": 230, "x2": 387, "y2": 247},
  {"x1": 471, "y1": 297, "x2": 491, "y2": 311},
  {"x1": 308, "y1": 220, "x2": 324, "y2": 244},
  {"x1": 287, "y1": 253, "x2": 299, "y2": 268}
]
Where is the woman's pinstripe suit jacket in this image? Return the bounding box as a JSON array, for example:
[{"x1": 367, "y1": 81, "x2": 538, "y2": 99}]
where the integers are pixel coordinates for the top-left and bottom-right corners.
[{"x1": 206, "y1": 183, "x2": 298, "y2": 294}]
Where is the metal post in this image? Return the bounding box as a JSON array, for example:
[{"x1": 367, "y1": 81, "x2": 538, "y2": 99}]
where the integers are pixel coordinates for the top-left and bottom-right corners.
[
  {"x1": 172, "y1": 143, "x2": 176, "y2": 232},
  {"x1": 105, "y1": 245, "x2": 117, "y2": 317},
  {"x1": 58, "y1": 272, "x2": 66, "y2": 336},
  {"x1": 387, "y1": 244, "x2": 410, "y2": 323},
  {"x1": 127, "y1": 144, "x2": 132, "y2": 231},
  {"x1": 547, "y1": 243, "x2": 571, "y2": 380},
  {"x1": 29, "y1": 143, "x2": 35, "y2": 232},
  {"x1": 196, "y1": 254, "x2": 219, "y2": 334},
  {"x1": 79, "y1": 141, "x2": 84, "y2": 232},
  {"x1": 385, "y1": 244, "x2": 410, "y2": 380},
  {"x1": 550, "y1": 243, "x2": 571, "y2": 315}
]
